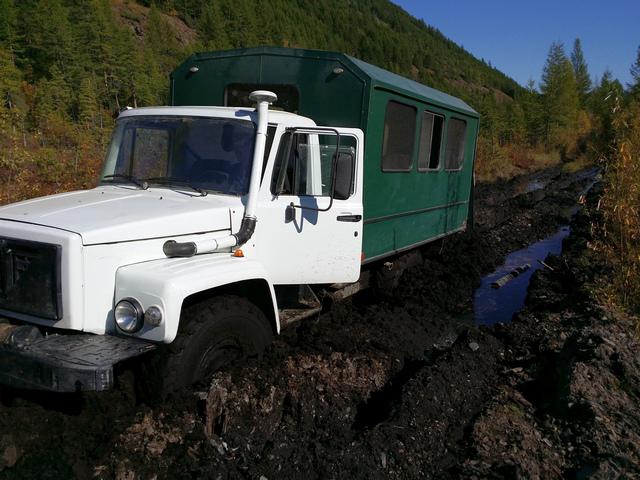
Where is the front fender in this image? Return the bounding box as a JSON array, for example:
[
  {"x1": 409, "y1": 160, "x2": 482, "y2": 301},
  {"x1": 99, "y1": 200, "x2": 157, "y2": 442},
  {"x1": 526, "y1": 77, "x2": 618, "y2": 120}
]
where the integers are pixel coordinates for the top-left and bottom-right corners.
[{"x1": 115, "y1": 254, "x2": 279, "y2": 343}]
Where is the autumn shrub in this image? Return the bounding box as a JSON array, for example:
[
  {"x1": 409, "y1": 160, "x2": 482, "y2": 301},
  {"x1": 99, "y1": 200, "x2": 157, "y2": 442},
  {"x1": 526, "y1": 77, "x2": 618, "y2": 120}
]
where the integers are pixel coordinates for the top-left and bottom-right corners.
[
  {"x1": 598, "y1": 100, "x2": 640, "y2": 320},
  {"x1": 474, "y1": 135, "x2": 562, "y2": 183},
  {"x1": 0, "y1": 110, "x2": 104, "y2": 205}
]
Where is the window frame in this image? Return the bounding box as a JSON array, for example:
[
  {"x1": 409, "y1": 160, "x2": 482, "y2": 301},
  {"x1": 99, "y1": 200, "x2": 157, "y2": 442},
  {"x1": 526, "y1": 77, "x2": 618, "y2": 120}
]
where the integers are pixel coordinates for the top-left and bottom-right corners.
[
  {"x1": 380, "y1": 100, "x2": 418, "y2": 173},
  {"x1": 417, "y1": 110, "x2": 445, "y2": 173},
  {"x1": 270, "y1": 127, "x2": 357, "y2": 199},
  {"x1": 443, "y1": 116, "x2": 468, "y2": 172}
]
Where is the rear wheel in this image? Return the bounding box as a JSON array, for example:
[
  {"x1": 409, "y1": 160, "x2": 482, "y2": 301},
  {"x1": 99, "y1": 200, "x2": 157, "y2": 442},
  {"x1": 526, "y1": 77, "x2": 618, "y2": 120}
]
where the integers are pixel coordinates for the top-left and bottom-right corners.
[{"x1": 144, "y1": 295, "x2": 273, "y2": 396}]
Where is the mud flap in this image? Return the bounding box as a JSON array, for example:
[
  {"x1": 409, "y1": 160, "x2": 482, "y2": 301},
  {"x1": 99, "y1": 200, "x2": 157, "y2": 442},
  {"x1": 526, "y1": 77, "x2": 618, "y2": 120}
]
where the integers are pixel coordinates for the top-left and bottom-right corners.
[{"x1": 0, "y1": 333, "x2": 156, "y2": 392}]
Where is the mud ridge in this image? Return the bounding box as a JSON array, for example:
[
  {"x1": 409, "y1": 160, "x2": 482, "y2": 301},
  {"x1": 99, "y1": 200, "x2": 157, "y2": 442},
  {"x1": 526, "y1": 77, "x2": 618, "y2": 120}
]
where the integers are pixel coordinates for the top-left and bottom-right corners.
[{"x1": 0, "y1": 166, "x2": 619, "y2": 480}]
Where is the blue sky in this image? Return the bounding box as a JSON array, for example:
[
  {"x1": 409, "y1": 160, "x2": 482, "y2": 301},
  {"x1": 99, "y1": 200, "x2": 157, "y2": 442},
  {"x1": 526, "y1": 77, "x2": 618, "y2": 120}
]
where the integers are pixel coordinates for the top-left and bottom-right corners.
[{"x1": 392, "y1": 0, "x2": 640, "y2": 89}]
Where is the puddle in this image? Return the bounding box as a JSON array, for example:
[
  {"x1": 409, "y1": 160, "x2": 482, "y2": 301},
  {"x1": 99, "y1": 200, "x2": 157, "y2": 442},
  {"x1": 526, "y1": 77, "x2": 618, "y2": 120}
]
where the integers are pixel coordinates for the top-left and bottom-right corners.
[
  {"x1": 525, "y1": 179, "x2": 546, "y2": 192},
  {"x1": 474, "y1": 226, "x2": 570, "y2": 326}
]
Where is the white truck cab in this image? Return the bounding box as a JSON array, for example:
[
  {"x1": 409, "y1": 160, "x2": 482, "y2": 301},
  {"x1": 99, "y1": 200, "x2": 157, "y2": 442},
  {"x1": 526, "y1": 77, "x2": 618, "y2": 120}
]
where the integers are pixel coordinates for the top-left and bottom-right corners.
[{"x1": 0, "y1": 92, "x2": 364, "y2": 392}]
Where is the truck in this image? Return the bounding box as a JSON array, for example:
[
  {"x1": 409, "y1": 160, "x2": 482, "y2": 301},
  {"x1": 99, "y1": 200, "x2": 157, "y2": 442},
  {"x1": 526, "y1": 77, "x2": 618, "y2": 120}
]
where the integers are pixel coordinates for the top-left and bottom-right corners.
[{"x1": 0, "y1": 47, "x2": 479, "y2": 394}]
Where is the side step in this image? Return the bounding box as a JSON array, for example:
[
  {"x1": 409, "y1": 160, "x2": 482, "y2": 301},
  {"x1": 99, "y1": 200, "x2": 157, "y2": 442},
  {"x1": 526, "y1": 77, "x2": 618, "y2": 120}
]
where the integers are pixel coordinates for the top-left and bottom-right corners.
[
  {"x1": 324, "y1": 272, "x2": 370, "y2": 302},
  {"x1": 276, "y1": 274, "x2": 371, "y2": 329},
  {"x1": 277, "y1": 285, "x2": 323, "y2": 328}
]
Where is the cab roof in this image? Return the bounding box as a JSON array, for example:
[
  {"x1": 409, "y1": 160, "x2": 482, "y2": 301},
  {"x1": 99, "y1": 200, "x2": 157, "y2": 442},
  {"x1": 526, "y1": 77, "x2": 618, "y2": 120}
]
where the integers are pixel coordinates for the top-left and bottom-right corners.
[{"x1": 118, "y1": 106, "x2": 317, "y2": 127}]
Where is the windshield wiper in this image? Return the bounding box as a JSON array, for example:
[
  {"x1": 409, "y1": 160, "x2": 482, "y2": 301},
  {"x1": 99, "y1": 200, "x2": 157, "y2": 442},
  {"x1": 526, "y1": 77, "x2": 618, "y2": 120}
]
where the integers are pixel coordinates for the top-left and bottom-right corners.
[
  {"x1": 144, "y1": 177, "x2": 208, "y2": 197},
  {"x1": 102, "y1": 173, "x2": 148, "y2": 189}
]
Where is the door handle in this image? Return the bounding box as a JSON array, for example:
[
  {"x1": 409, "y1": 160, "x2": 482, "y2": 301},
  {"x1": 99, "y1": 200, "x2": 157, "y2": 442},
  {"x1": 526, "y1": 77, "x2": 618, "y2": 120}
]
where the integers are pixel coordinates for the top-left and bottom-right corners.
[{"x1": 337, "y1": 214, "x2": 362, "y2": 222}]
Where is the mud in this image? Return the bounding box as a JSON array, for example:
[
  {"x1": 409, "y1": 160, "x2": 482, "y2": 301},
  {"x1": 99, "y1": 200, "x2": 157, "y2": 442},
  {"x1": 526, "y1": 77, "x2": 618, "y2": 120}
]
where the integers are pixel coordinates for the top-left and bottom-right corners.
[{"x1": 2, "y1": 166, "x2": 637, "y2": 479}]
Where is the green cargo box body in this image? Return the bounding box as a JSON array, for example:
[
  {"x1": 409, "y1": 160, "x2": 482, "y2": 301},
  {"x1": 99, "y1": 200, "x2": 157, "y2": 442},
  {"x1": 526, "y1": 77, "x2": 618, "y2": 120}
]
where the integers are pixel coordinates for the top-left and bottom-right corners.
[{"x1": 170, "y1": 47, "x2": 479, "y2": 263}]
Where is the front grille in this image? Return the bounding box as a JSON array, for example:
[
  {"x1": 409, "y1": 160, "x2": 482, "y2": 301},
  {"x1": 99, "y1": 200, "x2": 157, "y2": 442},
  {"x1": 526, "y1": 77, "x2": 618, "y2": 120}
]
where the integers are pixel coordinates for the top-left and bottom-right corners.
[{"x1": 0, "y1": 237, "x2": 62, "y2": 320}]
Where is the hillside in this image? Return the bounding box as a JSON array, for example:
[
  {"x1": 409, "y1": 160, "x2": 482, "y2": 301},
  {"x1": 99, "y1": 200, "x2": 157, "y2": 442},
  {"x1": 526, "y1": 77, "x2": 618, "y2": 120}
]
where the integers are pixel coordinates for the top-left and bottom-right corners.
[
  {"x1": 0, "y1": 0, "x2": 553, "y2": 204},
  {"x1": 117, "y1": 0, "x2": 523, "y2": 112}
]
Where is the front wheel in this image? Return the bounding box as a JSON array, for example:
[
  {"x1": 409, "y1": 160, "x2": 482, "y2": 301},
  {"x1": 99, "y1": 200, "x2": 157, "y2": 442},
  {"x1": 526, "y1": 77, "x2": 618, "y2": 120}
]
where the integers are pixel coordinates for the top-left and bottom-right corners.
[{"x1": 149, "y1": 295, "x2": 273, "y2": 395}]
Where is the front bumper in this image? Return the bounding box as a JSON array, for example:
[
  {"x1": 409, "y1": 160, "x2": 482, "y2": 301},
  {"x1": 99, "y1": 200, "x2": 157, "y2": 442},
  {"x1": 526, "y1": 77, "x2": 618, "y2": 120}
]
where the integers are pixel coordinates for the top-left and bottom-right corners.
[{"x1": 0, "y1": 327, "x2": 156, "y2": 392}]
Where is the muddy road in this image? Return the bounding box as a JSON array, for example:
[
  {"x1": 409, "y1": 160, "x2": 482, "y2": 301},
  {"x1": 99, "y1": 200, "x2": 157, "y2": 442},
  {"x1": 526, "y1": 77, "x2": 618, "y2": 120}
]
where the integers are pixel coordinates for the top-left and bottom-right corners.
[{"x1": 2, "y1": 166, "x2": 637, "y2": 479}]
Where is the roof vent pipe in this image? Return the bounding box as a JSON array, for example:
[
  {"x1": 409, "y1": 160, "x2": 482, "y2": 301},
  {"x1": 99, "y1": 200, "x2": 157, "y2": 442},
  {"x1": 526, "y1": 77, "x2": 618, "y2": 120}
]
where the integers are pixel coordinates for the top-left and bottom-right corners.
[{"x1": 163, "y1": 90, "x2": 278, "y2": 258}]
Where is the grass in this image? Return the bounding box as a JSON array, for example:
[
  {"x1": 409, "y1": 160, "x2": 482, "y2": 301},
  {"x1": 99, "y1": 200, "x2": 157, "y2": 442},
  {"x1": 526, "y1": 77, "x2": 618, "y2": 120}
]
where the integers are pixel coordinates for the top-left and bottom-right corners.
[
  {"x1": 597, "y1": 99, "x2": 640, "y2": 326},
  {"x1": 474, "y1": 138, "x2": 563, "y2": 184}
]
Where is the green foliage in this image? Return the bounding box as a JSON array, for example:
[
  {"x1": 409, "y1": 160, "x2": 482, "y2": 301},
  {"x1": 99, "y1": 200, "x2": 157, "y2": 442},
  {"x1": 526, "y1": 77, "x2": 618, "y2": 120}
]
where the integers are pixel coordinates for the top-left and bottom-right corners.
[
  {"x1": 35, "y1": 65, "x2": 73, "y2": 122},
  {"x1": 0, "y1": 0, "x2": 620, "y2": 200},
  {"x1": 0, "y1": 0, "x2": 17, "y2": 48},
  {"x1": 198, "y1": 2, "x2": 228, "y2": 49},
  {"x1": 589, "y1": 70, "x2": 624, "y2": 153},
  {"x1": 540, "y1": 42, "x2": 580, "y2": 149},
  {"x1": 0, "y1": 45, "x2": 21, "y2": 110},
  {"x1": 20, "y1": 0, "x2": 75, "y2": 79},
  {"x1": 77, "y1": 76, "x2": 100, "y2": 128},
  {"x1": 571, "y1": 38, "x2": 592, "y2": 105}
]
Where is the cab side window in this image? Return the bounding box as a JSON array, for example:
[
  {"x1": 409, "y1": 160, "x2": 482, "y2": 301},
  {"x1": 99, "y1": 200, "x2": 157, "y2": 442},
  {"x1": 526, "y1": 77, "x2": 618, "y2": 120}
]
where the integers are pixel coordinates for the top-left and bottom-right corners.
[{"x1": 271, "y1": 131, "x2": 356, "y2": 197}]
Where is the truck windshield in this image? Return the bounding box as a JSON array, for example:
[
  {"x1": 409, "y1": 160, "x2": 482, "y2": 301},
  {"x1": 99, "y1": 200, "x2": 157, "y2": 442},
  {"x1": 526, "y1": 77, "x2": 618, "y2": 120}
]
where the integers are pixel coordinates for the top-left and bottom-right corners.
[{"x1": 101, "y1": 116, "x2": 256, "y2": 196}]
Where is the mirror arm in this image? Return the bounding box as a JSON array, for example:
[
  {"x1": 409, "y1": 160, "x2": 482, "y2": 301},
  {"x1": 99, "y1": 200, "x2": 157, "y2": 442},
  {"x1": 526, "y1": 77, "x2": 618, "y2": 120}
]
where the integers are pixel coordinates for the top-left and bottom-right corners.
[{"x1": 289, "y1": 196, "x2": 334, "y2": 213}]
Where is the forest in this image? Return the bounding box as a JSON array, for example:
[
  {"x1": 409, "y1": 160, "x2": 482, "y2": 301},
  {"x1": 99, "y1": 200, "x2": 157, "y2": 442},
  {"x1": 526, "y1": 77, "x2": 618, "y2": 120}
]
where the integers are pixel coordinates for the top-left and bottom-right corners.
[
  {"x1": 1, "y1": 3, "x2": 640, "y2": 477},
  {"x1": 0, "y1": 0, "x2": 639, "y2": 309}
]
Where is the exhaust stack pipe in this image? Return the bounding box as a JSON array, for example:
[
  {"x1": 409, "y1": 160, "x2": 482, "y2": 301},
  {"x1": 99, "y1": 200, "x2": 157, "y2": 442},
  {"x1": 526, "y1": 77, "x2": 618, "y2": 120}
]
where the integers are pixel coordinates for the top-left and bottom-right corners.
[{"x1": 163, "y1": 90, "x2": 278, "y2": 258}]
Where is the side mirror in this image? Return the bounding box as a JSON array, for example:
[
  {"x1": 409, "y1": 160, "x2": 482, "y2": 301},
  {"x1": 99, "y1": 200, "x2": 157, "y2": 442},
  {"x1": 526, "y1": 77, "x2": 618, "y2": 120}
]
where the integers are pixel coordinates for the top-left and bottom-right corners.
[{"x1": 332, "y1": 152, "x2": 355, "y2": 201}]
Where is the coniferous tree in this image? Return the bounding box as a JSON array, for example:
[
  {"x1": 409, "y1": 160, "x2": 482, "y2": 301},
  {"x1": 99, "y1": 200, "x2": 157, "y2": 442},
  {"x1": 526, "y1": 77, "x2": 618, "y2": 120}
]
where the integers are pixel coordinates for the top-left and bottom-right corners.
[
  {"x1": 540, "y1": 42, "x2": 579, "y2": 149},
  {"x1": 21, "y1": 0, "x2": 75, "y2": 79},
  {"x1": 520, "y1": 79, "x2": 544, "y2": 146},
  {"x1": 0, "y1": 45, "x2": 20, "y2": 111},
  {"x1": 36, "y1": 65, "x2": 73, "y2": 122},
  {"x1": 590, "y1": 70, "x2": 624, "y2": 151},
  {"x1": 571, "y1": 38, "x2": 591, "y2": 105},
  {"x1": 199, "y1": 2, "x2": 228, "y2": 49},
  {"x1": 77, "y1": 76, "x2": 100, "y2": 128},
  {"x1": 0, "y1": 0, "x2": 17, "y2": 49}
]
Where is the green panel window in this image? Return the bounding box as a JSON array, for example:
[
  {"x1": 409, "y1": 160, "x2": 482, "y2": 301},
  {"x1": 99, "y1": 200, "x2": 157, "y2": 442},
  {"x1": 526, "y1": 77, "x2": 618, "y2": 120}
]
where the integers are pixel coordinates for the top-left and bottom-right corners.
[
  {"x1": 381, "y1": 101, "x2": 417, "y2": 172},
  {"x1": 417, "y1": 111, "x2": 444, "y2": 171},
  {"x1": 444, "y1": 117, "x2": 467, "y2": 171}
]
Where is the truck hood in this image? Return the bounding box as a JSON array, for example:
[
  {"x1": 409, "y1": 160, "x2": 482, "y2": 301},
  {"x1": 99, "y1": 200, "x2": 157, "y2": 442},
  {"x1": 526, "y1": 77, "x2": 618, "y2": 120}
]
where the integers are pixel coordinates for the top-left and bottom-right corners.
[{"x1": 0, "y1": 186, "x2": 239, "y2": 245}]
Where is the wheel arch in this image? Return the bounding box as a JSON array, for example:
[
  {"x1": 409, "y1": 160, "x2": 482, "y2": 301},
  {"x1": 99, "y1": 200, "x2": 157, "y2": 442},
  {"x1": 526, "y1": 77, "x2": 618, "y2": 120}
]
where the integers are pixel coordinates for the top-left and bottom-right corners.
[
  {"x1": 115, "y1": 256, "x2": 280, "y2": 343},
  {"x1": 181, "y1": 278, "x2": 279, "y2": 336}
]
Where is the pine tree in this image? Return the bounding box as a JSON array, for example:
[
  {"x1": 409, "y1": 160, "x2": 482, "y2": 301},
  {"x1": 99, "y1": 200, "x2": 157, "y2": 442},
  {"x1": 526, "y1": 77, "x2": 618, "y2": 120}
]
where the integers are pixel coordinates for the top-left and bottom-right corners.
[
  {"x1": 77, "y1": 76, "x2": 99, "y2": 128},
  {"x1": 571, "y1": 38, "x2": 591, "y2": 104},
  {"x1": 36, "y1": 65, "x2": 73, "y2": 122},
  {"x1": 0, "y1": 0, "x2": 17, "y2": 48},
  {"x1": 21, "y1": 0, "x2": 76, "y2": 79},
  {"x1": 590, "y1": 70, "x2": 623, "y2": 150},
  {"x1": 540, "y1": 42, "x2": 579, "y2": 149},
  {"x1": 199, "y1": 2, "x2": 228, "y2": 49},
  {"x1": 0, "y1": 45, "x2": 20, "y2": 111}
]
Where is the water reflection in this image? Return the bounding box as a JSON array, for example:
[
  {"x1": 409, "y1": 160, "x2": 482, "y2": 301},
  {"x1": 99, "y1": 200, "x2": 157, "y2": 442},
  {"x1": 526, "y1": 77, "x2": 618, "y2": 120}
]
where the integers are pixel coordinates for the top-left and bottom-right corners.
[{"x1": 474, "y1": 226, "x2": 570, "y2": 326}]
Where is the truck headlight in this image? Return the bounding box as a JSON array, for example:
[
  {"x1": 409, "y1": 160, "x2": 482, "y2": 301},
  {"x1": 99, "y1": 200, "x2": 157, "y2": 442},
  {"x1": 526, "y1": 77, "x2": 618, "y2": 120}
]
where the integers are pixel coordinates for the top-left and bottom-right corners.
[{"x1": 115, "y1": 298, "x2": 144, "y2": 333}]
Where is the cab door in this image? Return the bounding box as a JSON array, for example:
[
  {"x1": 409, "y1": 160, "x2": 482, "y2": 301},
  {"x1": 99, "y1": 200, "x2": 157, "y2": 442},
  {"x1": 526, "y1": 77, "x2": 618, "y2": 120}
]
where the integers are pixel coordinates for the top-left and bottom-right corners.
[{"x1": 254, "y1": 126, "x2": 364, "y2": 285}]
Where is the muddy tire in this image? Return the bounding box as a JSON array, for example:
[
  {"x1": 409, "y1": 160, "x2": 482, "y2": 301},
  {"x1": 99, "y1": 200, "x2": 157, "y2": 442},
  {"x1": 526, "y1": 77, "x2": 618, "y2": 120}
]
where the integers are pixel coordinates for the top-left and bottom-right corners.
[{"x1": 141, "y1": 295, "x2": 273, "y2": 397}]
